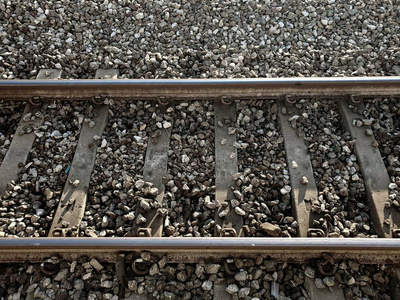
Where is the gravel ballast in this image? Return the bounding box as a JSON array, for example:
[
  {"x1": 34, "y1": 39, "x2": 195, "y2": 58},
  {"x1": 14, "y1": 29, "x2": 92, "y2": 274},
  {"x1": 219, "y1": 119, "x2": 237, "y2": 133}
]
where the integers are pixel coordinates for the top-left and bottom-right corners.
[
  {"x1": 163, "y1": 101, "x2": 216, "y2": 237},
  {"x1": 82, "y1": 100, "x2": 153, "y2": 237},
  {"x1": 364, "y1": 98, "x2": 400, "y2": 215},
  {"x1": 235, "y1": 100, "x2": 296, "y2": 237},
  {"x1": 1, "y1": 1, "x2": 399, "y2": 79},
  {"x1": 0, "y1": 255, "x2": 395, "y2": 300}
]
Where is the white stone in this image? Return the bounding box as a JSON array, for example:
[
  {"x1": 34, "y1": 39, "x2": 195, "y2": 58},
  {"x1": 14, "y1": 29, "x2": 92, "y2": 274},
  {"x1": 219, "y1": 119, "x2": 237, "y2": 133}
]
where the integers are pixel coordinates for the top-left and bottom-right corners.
[
  {"x1": 323, "y1": 276, "x2": 336, "y2": 287},
  {"x1": 54, "y1": 269, "x2": 69, "y2": 281},
  {"x1": 280, "y1": 185, "x2": 292, "y2": 195},
  {"x1": 82, "y1": 272, "x2": 92, "y2": 281},
  {"x1": 305, "y1": 266, "x2": 315, "y2": 278},
  {"x1": 205, "y1": 264, "x2": 220, "y2": 274},
  {"x1": 234, "y1": 207, "x2": 246, "y2": 216},
  {"x1": 89, "y1": 258, "x2": 103, "y2": 271},
  {"x1": 74, "y1": 279, "x2": 84, "y2": 290},
  {"x1": 315, "y1": 278, "x2": 325, "y2": 289},
  {"x1": 127, "y1": 280, "x2": 138, "y2": 291},
  {"x1": 101, "y1": 280, "x2": 113, "y2": 288},
  {"x1": 301, "y1": 176, "x2": 308, "y2": 185},
  {"x1": 343, "y1": 145, "x2": 351, "y2": 153},
  {"x1": 234, "y1": 270, "x2": 247, "y2": 281},
  {"x1": 202, "y1": 280, "x2": 213, "y2": 291},
  {"x1": 54, "y1": 165, "x2": 63, "y2": 173},
  {"x1": 226, "y1": 284, "x2": 239, "y2": 294},
  {"x1": 182, "y1": 154, "x2": 190, "y2": 163},
  {"x1": 163, "y1": 121, "x2": 172, "y2": 129},
  {"x1": 101, "y1": 139, "x2": 107, "y2": 148}
]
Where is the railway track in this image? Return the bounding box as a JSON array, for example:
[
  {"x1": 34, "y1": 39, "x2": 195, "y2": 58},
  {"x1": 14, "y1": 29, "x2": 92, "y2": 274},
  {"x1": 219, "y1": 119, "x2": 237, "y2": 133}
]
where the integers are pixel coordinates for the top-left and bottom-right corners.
[{"x1": 0, "y1": 70, "x2": 399, "y2": 299}]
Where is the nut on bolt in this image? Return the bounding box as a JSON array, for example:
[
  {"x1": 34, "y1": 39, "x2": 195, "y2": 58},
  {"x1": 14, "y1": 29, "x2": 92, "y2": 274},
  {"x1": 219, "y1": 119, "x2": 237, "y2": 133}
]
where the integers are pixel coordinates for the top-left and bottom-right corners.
[
  {"x1": 29, "y1": 96, "x2": 42, "y2": 106},
  {"x1": 132, "y1": 258, "x2": 150, "y2": 275},
  {"x1": 92, "y1": 96, "x2": 104, "y2": 105},
  {"x1": 158, "y1": 96, "x2": 170, "y2": 105},
  {"x1": 221, "y1": 96, "x2": 232, "y2": 105},
  {"x1": 40, "y1": 257, "x2": 60, "y2": 276}
]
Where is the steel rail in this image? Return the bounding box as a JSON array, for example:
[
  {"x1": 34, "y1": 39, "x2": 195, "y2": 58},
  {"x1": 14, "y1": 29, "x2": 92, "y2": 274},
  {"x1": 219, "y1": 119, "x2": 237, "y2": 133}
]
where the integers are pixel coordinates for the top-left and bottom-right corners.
[
  {"x1": 1, "y1": 238, "x2": 400, "y2": 263},
  {"x1": 0, "y1": 77, "x2": 399, "y2": 101},
  {"x1": 2, "y1": 237, "x2": 400, "y2": 249}
]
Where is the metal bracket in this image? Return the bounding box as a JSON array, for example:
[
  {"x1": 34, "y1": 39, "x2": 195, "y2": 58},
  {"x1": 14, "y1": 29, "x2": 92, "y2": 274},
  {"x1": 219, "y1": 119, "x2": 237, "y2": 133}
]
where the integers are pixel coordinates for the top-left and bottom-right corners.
[
  {"x1": 348, "y1": 94, "x2": 362, "y2": 104},
  {"x1": 51, "y1": 227, "x2": 79, "y2": 237},
  {"x1": 285, "y1": 95, "x2": 296, "y2": 105},
  {"x1": 137, "y1": 228, "x2": 152, "y2": 237},
  {"x1": 307, "y1": 228, "x2": 326, "y2": 237},
  {"x1": 224, "y1": 258, "x2": 238, "y2": 276},
  {"x1": 221, "y1": 228, "x2": 237, "y2": 237}
]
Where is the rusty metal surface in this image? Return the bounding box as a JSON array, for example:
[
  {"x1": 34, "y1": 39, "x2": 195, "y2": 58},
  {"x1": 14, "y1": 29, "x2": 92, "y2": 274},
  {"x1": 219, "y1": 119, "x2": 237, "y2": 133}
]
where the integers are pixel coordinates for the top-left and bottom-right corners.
[
  {"x1": 278, "y1": 101, "x2": 321, "y2": 237},
  {"x1": 1, "y1": 248, "x2": 398, "y2": 265},
  {"x1": 338, "y1": 99, "x2": 400, "y2": 238},
  {"x1": 213, "y1": 283, "x2": 232, "y2": 300},
  {"x1": 214, "y1": 100, "x2": 243, "y2": 237},
  {"x1": 0, "y1": 77, "x2": 399, "y2": 101},
  {"x1": 132, "y1": 105, "x2": 172, "y2": 237},
  {"x1": 0, "y1": 70, "x2": 60, "y2": 197},
  {"x1": 0, "y1": 103, "x2": 43, "y2": 196}
]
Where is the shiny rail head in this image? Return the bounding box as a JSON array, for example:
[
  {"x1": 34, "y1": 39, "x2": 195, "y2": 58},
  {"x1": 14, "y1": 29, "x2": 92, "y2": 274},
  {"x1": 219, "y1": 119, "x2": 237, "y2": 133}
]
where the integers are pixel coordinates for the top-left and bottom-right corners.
[
  {"x1": 1, "y1": 238, "x2": 400, "y2": 263},
  {"x1": 0, "y1": 77, "x2": 399, "y2": 101},
  {"x1": 1, "y1": 237, "x2": 400, "y2": 249}
]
